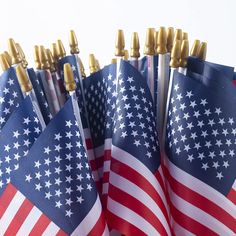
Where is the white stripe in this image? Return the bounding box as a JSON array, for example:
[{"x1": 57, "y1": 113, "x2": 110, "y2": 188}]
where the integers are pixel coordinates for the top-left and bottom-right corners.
[
  {"x1": 72, "y1": 195, "x2": 103, "y2": 236},
  {"x1": 0, "y1": 191, "x2": 25, "y2": 235},
  {"x1": 165, "y1": 157, "x2": 236, "y2": 217},
  {"x1": 111, "y1": 145, "x2": 168, "y2": 211},
  {"x1": 108, "y1": 197, "x2": 160, "y2": 236},
  {"x1": 92, "y1": 170, "x2": 100, "y2": 182},
  {"x1": 102, "y1": 183, "x2": 109, "y2": 194},
  {"x1": 16, "y1": 206, "x2": 42, "y2": 235},
  {"x1": 103, "y1": 160, "x2": 111, "y2": 172},
  {"x1": 98, "y1": 166, "x2": 104, "y2": 179},
  {"x1": 172, "y1": 219, "x2": 195, "y2": 236},
  {"x1": 102, "y1": 224, "x2": 110, "y2": 236},
  {"x1": 42, "y1": 222, "x2": 60, "y2": 236},
  {"x1": 110, "y1": 171, "x2": 171, "y2": 235},
  {"x1": 169, "y1": 185, "x2": 235, "y2": 235},
  {"x1": 83, "y1": 128, "x2": 91, "y2": 139},
  {"x1": 94, "y1": 139, "x2": 112, "y2": 157},
  {"x1": 87, "y1": 149, "x2": 95, "y2": 160}
]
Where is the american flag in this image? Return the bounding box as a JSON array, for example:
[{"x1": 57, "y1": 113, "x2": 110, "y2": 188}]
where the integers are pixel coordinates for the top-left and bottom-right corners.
[
  {"x1": 27, "y1": 68, "x2": 52, "y2": 124},
  {"x1": 58, "y1": 55, "x2": 101, "y2": 192},
  {"x1": 84, "y1": 60, "x2": 171, "y2": 235},
  {"x1": 0, "y1": 67, "x2": 24, "y2": 130},
  {"x1": 164, "y1": 71, "x2": 236, "y2": 235},
  {"x1": 0, "y1": 98, "x2": 109, "y2": 235},
  {"x1": 0, "y1": 95, "x2": 43, "y2": 234}
]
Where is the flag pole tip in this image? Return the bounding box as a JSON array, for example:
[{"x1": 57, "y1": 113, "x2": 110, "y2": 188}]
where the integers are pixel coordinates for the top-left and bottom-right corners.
[
  {"x1": 157, "y1": 26, "x2": 167, "y2": 55},
  {"x1": 16, "y1": 64, "x2": 32, "y2": 92},
  {"x1": 130, "y1": 32, "x2": 140, "y2": 58},
  {"x1": 197, "y1": 42, "x2": 207, "y2": 60},
  {"x1": 167, "y1": 27, "x2": 174, "y2": 53},
  {"x1": 170, "y1": 40, "x2": 181, "y2": 68},
  {"x1": 3, "y1": 51, "x2": 12, "y2": 66},
  {"x1": 89, "y1": 54, "x2": 98, "y2": 74},
  {"x1": 56, "y1": 39, "x2": 66, "y2": 59},
  {"x1": 183, "y1": 32, "x2": 188, "y2": 40},
  {"x1": 115, "y1": 29, "x2": 125, "y2": 57},
  {"x1": 123, "y1": 50, "x2": 129, "y2": 60},
  {"x1": 144, "y1": 28, "x2": 155, "y2": 55},
  {"x1": 34, "y1": 45, "x2": 41, "y2": 69},
  {"x1": 179, "y1": 40, "x2": 189, "y2": 67},
  {"x1": 64, "y1": 63, "x2": 76, "y2": 92},
  {"x1": 39, "y1": 45, "x2": 50, "y2": 69},
  {"x1": 174, "y1": 29, "x2": 183, "y2": 43},
  {"x1": 7, "y1": 38, "x2": 22, "y2": 64},
  {"x1": 46, "y1": 49, "x2": 56, "y2": 72},
  {"x1": 190, "y1": 39, "x2": 201, "y2": 57},
  {"x1": 16, "y1": 43, "x2": 28, "y2": 68},
  {"x1": 0, "y1": 53, "x2": 11, "y2": 71},
  {"x1": 69, "y1": 30, "x2": 80, "y2": 54}
]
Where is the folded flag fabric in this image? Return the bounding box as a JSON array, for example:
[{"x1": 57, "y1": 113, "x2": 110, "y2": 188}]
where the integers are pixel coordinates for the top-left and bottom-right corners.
[
  {"x1": 0, "y1": 67, "x2": 24, "y2": 130},
  {"x1": 164, "y1": 70, "x2": 236, "y2": 235},
  {"x1": 1, "y1": 98, "x2": 109, "y2": 235}
]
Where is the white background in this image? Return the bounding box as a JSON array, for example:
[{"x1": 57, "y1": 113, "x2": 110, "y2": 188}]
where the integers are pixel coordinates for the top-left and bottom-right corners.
[{"x1": 0, "y1": 0, "x2": 235, "y2": 73}]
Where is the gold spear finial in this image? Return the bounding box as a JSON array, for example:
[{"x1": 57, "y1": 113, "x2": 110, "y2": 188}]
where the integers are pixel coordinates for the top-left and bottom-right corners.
[
  {"x1": 56, "y1": 39, "x2": 66, "y2": 59},
  {"x1": 96, "y1": 59, "x2": 100, "y2": 70},
  {"x1": 154, "y1": 31, "x2": 159, "y2": 54},
  {"x1": 170, "y1": 40, "x2": 181, "y2": 68},
  {"x1": 190, "y1": 39, "x2": 200, "y2": 57},
  {"x1": 16, "y1": 43, "x2": 28, "y2": 68},
  {"x1": 179, "y1": 40, "x2": 189, "y2": 68},
  {"x1": 8, "y1": 38, "x2": 22, "y2": 64},
  {"x1": 3, "y1": 51, "x2": 12, "y2": 66},
  {"x1": 51, "y1": 43, "x2": 59, "y2": 61},
  {"x1": 182, "y1": 32, "x2": 188, "y2": 40},
  {"x1": 78, "y1": 57, "x2": 86, "y2": 77},
  {"x1": 69, "y1": 30, "x2": 80, "y2": 54},
  {"x1": 15, "y1": 64, "x2": 32, "y2": 92},
  {"x1": 64, "y1": 63, "x2": 76, "y2": 92},
  {"x1": 167, "y1": 27, "x2": 174, "y2": 53},
  {"x1": 39, "y1": 46, "x2": 50, "y2": 70},
  {"x1": 157, "y1": 26, "x2": 167, "y2": 54},
  {"x1": 197, "y1": 42, "x2": 207, "y2": 60},
  {"x1": 115, "y1": 29, "x2": 125, "y2": 57},
  {"x1": 34, "y1": 45, "x2": 41, "y2": 69},
  {"x1": 46, "y1": 49, "x2": 56, "y2": 72},
  {"x1": 89, "y1": 54, "x2": 98, "y2": 74},
  {"x1": 130, "y1": 32, "x2": 140, "y2": 58},
  {"x1": 174, "y1": 29, "x2": 183, "y2": 43},
  {"x1": 144, "y1": 28, "x2": 155, "y2": 55},
  {"x1": 123, "y1": 50, "x2": 129, "y2": 61},
  {"x1": 0, "y1": 54, "x2": 11, "y2": 71}
]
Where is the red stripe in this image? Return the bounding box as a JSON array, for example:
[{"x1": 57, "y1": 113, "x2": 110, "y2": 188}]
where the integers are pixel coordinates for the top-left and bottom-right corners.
[
  {"x1": 169, "y1": 199, "x2": 218, "y2": 236},
  {"x1": 56, "y1": 229, "x2": 68, "y2": 236},
  {"x1": 227, "y1": 188, "x2": 236, "y2": 205},
  {"x1": 86, "y1": 138, "x2": 93, "y2": 150},
  {"x1": 110, "y1": 158, "x2": 170, "y2": 225},
  {"x1": 109, "y1": 184, "x2": 169, "y2": 236},
  {"x1": 29, "y1": 214, "x2": 51, "y2": 235},
  {"x1": 163, "y1": 164, "x2": 236, "y2": 232},
  {"x1": 0, "y1": 184, "x2": 17, "y2": 219},
  {"x1": 107, "y1": 210, "x2": 145, "y2": 235},
  {"x1": 4, "y1": 199, "x2": 33, "y2": 235},
  {"x1": 87, "y1": 211, "x2": 107, "y2": 236}
]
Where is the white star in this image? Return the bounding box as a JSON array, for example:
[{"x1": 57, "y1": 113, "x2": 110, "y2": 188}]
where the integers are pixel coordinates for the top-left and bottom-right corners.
[
  {"x1": 23, "y1": 117, "x2": 31, "y2": 125},
  {"x1": 66, "y1": 131, "x2": 73, "y2": 139},
  {"x1": 66, "y1": 198, "x2": 73, "y2": 206},
  {"x1": 66, "y1": 175, "x2": 73, "y2": 183},
  {"x1": 212, "y1": 161, "x2": 220, "y2": 169},
  {"x1": 35, "y1": 183, "x2": 42, "y2": 191},
  {"x1": 223, "y1": 161, "x2": 229, "y2": 168},
  {"x1": 45, "y1": 192, "x2": 52, "y2": 199},
  {"x1": 186, "y1": 91, "x2": 193, "y2": 98},
  {"x1": 201, "y1": 163, "x2": 209, "y2": 170},
  {"x1": 66, "y1": 142, "x2": 73, "y2": 150},
  {"x1": 228, "y1": 118, "x2": 234, "y2": 125},
  {"x1": 3, "y1": 88, "x2": 9, "y2": 94},
  {"x1": 45, "y1": 180, "x2": 52, "y2": 188},
  {"x1": 127, "y1": 77, "x2": 134, "y2": 83},
  {"x1": 35, "y1": 172, "x2": 42, "y2": 180},
  {"x1": 55, "y1": 189, "x2": 62, "y2": 197},
  {"x1": 4, "y1": 145, "x2": 10, "y2": 152},
  {"x1": 216, "y1": 172, "x2": 223, "y2": 180},
  {"x1": 23, "y1": 139, "x2": 31, "y2": 147},
  {"x1": 34, "y1": 127, "x2": 41, "y2": 134},
  {"x1": 55, "y1": 144, "x2": 62, "y2": 152},
  {"x1": 0, "y1": 117, "x2": 6, "y2": 124},
  {"x1": 77, "y1": 185, "x2": 84, "y2": 192},
  {"x1": 25, "y1": 174, "x2": 32, "y2": 182},
  {"x1": 55, "y1": 201, "x2": 62, "y2": 208},
  {"x1": 65, "y1": 210, "x2": 73, "y2": 217},
  {"x1": 45, "y1": 169, "x2": 51, "y2": 177},
  {"x1": 215, "y1": 108, "x2": 222, "y2": 115},
  {"x1": 65, "y1": 120, "x2": 73, "y2": 128},
  {"x1": 187, "y1": 155, "x2": 194, "y2": 162},
  {"x1": 34, "y1": 161, "x2": 41, "y2": 168},
  {"x1": 87, "y1": 184, "x2": 92, "y2": 191},
  {"x1": 44, "y1": 146, "x2": 51, "y2": 154},
  {"x1": 174, "y1": 84, "x2": 179, "y2": 91},
  {"x1": 200, "y1": 99, "x2": 208, "y2": 106},
  {"x1": 66, "y1": 187, "x2": 73, "y2": 195},
  {"x1": 77, "y1": 196, "x2": 84, "y2": 204},
  {"x1": 218, "y1": 118, "x2": 225, "y2": 126},
  {"x1": 190, "y1": 101, "x2": 197, "y2": 108},
  {"x1": 55, "y1": 178, "x2": 62, "y2": 185},
  {"x1": 23, "y1": 128, "x2": 31, "y2": 136},
  {"x1": 121, "y1": 131, "x2": 127, "y2": 138},
  {"x1": 229, "y1": 150, "x2": 235, "y2": 157},
  {"x1": 54, "y1": 133, "x2": 62, "y2": 141},
  {"x1": 55, "y1": 156, "x2": 62, "y2": 163}
]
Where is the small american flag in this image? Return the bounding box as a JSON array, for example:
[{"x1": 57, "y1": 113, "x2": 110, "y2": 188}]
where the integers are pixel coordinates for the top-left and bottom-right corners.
[
  {"x1": 0, "y1": 67, "x2": 24, "y2": 130},
  {"x1": 164, "y1": 70, "x2": 236, "y2": 235},
  {"x1": 84, "y1": 60, "x2": 171, "y2": 235},
  {"x1": 1, "y1": 98, "x2": 108, "y2": 235}
]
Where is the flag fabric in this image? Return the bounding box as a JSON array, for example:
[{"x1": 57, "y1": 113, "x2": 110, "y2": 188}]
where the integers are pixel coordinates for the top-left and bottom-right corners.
[
  {"x1": 27, "y1": 68, "x2": 52, "y2": 124},
  {"x1": 0, "y1": 95, "x2": 43, "y2": 196},
  {"x1": 0, "y1": 67, "x2": 24, "y2": 130},
  {"x1": 84, "y1": 60, "x2": 171, "y2": 235},
  {"x1": 58, "y1": 55, "x2": 101, "y2": 192},
  {"x1": 164, "y1": 70, "x2": 236, "y2": 235},
  {"x1": 0, "y1": 98, "x2": 109, "y2": 235}
]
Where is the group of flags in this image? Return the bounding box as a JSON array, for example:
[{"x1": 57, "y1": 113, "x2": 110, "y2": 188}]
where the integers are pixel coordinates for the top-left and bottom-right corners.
[{"x1": 0, "y1": 27, "x2": 235, "y2": 236}]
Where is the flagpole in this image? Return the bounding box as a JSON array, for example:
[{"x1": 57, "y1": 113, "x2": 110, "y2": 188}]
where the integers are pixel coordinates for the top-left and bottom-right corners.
[
  {"x1": 178, "y1": 39, "x2": 189, "y2": 75},
  {"x1": 130, "y1": 32, "x2": 140, "y2": 69},
  {"x1": 39, "y1": 45, "x2": 61, "y2": 114},
  {"x1": 63, "y1": 63, "x2": 87, "y2": 150},
  {"x1": 156, "y1": 27, "x2": 169, "y2": 139},
  {"x1": 115, "y1": 29, "x2": 125, "y2": 93},
  {"x1": 162, "y1": 40, "x2": 181, "y2": 148},
  {"x1": 16, "y1": 64, "x2": 46, "y2": 130},
  {"x1": 46, "y1": 48, "x2": 66, "y2": 107},
  {"x1": 144, "y1": 28, "x2": 155, "y2": 100}
]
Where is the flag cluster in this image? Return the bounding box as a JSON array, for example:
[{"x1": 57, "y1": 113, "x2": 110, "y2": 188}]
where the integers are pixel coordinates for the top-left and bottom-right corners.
[{"x1": 0, "y1": 29, "x2": 235, "y2": 236}]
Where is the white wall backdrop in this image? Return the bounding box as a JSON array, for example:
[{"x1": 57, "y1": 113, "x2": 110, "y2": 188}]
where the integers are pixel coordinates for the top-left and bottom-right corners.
[{"x1": 0, "y1": 0, "x2": 235, "y2": 73}]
